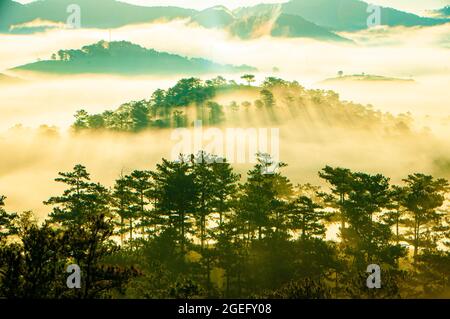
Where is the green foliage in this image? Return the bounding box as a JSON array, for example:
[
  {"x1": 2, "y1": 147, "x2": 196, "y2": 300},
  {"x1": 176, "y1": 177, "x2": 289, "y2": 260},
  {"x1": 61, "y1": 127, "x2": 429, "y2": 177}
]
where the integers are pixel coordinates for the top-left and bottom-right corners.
[
  {"x1": 71, "y1": 76, "x2": 416, "y2": 137},
  {"x1": 0, "y1": 196, "x2": 17, "y2": 238},
  {"x1": 241, "y1": 74, "x2": 255, "y2": 86},
  {"x1": 44, "y1": 165, "x2": 111, "y2": 226},
  {"x1": 0, "y1": 218, "x2": 137, "y2": 298},
  {"x1": 0, "y1": 155, "x2": 449, "y2": 299},
  {"x1": 400, "y1": 174, "x2": 449, "y2": 261}
]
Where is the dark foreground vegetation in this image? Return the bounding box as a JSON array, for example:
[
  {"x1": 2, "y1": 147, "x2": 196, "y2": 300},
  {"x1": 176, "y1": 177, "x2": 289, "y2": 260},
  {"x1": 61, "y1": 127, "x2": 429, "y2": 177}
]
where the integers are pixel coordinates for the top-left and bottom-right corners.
[{"x1": 0, "y1": 153, "x2": 449, "y2": 299}]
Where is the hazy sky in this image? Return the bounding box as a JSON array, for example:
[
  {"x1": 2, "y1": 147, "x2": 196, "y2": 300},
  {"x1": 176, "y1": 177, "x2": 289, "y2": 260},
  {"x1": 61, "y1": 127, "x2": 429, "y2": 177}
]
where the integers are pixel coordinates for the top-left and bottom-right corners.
[{"x1": 13, "y1": 0, "x2": 450, "y2": 14}]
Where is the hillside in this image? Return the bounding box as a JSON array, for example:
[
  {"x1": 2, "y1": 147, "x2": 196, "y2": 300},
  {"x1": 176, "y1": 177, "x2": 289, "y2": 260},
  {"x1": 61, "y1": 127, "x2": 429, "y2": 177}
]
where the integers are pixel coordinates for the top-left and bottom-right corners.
[
  {"x1": 281, "y1": 0, "x2": 449, "y2": 31},
  {"x1": 0, "y1": 0, "x2": 194, "y2": 32},
  {"x1": 192, "y1": 6, "x2": 236, "y2": 28},
  {"x1": 11, "y1": 41, "x2": 256, "y2": 75},
  {"x1": 71, "y1": 76, "x2": 414, "y2": 134},
  {"x1": 229, "y1": 4, "x2": 349, "y2": 41}
]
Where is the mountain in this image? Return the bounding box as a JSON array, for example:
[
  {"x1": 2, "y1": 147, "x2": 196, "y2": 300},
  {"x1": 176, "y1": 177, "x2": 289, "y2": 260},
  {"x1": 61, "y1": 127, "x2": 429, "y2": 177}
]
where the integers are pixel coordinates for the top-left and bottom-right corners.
[
  {"x1": 231, "y1": 4, "x2": 349, "y2": 41},
  {"x1": 2, "y1": 0, "x2": 347, "y2": 41},
  {"x1": 192, "y1": 6, "x2": 235, "y2": 28},
  {"x1": 1, "y1": 0, "x2": 448, "y2": 39},
  {"x1": 0, "y1": 0, "x2": 194, "y2": 32},
  {"x1": 281, "y1": 0, "x2": 450, "y2": 31},
  {"x1": 11, "y1": 40, "x2": 256, "y2": 75},
  {"x1": 271, "y1": 13, "x2": 349, "y2": 41}
]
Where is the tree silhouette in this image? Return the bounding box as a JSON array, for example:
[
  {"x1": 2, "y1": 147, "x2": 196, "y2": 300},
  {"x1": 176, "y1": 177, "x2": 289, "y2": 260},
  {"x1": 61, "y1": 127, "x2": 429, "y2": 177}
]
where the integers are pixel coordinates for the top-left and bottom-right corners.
[
  {"x1": 241, "y1": 74, "x2": 255, "y2": 86},
  {"x1": 1, "y1": 154, "x2": 449, "y2": 299}
]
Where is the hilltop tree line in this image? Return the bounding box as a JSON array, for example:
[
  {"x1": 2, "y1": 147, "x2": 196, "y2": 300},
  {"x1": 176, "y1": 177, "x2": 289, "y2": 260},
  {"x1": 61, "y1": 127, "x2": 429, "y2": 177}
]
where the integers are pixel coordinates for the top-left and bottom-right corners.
[
  {"x1": 1, "y1": 153, "x2": 449, "y2": 299},
  {"x1": 72, "y1": 76, "x2": 412, "y2": 134}
]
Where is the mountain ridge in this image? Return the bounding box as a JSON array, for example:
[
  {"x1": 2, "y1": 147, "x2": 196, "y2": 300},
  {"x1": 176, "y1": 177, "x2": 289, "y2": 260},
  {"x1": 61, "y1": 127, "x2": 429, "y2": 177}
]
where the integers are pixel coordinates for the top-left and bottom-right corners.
[{"x1": 2, "y1": 0, "x2": 447, "y2": 41}]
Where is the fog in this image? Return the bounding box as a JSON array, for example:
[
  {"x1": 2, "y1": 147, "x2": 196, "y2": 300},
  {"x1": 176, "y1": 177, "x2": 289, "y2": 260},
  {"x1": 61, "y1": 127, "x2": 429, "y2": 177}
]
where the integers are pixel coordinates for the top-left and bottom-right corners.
[
  {"x1": 1, "y1": 113, "x2": 448, "y2": 220},
  {"x1": 0, "y1": 20, "x2": 449, "y2": 219}
]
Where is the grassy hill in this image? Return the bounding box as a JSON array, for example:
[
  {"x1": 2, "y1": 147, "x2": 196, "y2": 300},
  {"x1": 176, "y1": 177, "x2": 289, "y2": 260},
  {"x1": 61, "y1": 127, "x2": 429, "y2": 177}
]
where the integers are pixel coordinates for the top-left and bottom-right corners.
[{"x1": 12, "y1": 41, "x2": 256, "y2": 75}]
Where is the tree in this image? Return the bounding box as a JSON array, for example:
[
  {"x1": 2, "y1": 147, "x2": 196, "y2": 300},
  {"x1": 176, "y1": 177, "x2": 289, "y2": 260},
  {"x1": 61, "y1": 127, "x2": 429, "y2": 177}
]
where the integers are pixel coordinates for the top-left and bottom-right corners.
[
  {"x1": 262, "y1": 77, "x2": 288, "y2": 88},
  {"x1": 73, "y1": 110, "x2": 90, "y2": 130},
  {"x1": 0, "y1": 217, "x2": 137, "y2": 299},
  {"x1": 401, "y1": 174, "x2": 449, "y2": 262},
  {"x1": 319, "y1": 166, "x2": 353, "y2": 235},
  {"x1": 191, "y1": 153, "x2": 216, "y2": 251},
  {"x1": 260, "y1": 89, "x2": 275, "y2": 108},
  {"x1": 165, "y1": 78, "x2": 214, "y2": 107},
  {"x1": 206, "y1": 76, "x2": 227, "y2": 88},
  {"x1": 238, "y1": 154, "x2": 292, "y2": 241},
  {"x1": 241, "y1": 74, "x2": 255, "y2": 86},
  {"x1": 172, "y1": 110, "x2": 187, "y2": 128},
  {"x1": 87, "y1": 114, "x2": 105, "y2": 130},
  {"x1": 342, "y1": 172, "x2": 401, "y2": 267},
  {"x1": 150, "y1": 89, "x2": 168, "y2": 119},
  {"x1": 3, "y1": 153, "x2": 450, "y2": 299},
  {"x1": 207, "y1": 102, "x2": 225, "y2": 125},
  {"x1": 130, "y1": 101, "x2": 150, "y2": 131},
  {"x1": 126, "y1": 170, "x2": 153, "y2": 239},
  {"x1": 0, "y1": 223, "x2": 67, "y2": 298},
  {"x1": 288, "y1": 196, "x2": 326, "y2": 240},
  {"x1": 385, "y1": 185, "x2": 407, "y2": 245},
  {"x1": 0, "y1": 196, "x2": 17, "y2": 239},
  {"x1": 112, "y1": 175, "x2": 135, "y2": 244},
  {"x1": 65, "y1": 213, "x2": 137, "y2": 298},
  {"x1": 151, "y1": 158, "x2": 197, "y2": 250},
  {"x1": 45, "y1": 165, "x2": 111, "y2": 226},
  {"x1": 210, "y1": 159, "x2": 240, "y2": 230}
]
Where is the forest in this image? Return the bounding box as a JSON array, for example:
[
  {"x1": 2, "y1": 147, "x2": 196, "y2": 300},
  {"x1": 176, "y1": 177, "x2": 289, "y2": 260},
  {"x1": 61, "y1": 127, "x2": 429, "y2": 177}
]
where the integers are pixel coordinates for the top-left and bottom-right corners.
[
  {"x1": 72, "y1": 75, "x2": 413, "y2": 133},
  {"x1": 0, "y1": 152, "x2": 449, "y2": 299}
]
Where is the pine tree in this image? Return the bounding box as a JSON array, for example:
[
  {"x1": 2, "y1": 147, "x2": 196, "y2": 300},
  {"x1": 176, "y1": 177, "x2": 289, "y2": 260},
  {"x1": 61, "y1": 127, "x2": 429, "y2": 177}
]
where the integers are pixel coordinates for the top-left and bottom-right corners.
[
  {"x1": 112, "y1": 175, "x2": 135, "y2": 244},
  {"x1": 319, "y1": 166, "x2": 354, "y2": 246},
  {"x1": 151, "y1": 157, "x2": 197, "y2": 250},
  {"x1": 288, "y1": 196, "x2": 326, "y2": 240},
  {"x1": 238, "y1": 154, "x2": 292, "y2": 241},
  {"x1": 126, "y1": 170, "x2": 153, "y2": 239},
  {"x1": 191, "y1": 152, "x2": 216, "y2": 251},
  {"x1": 400, "y1": 174, "x2": 449, "y2": 262},
  {"x1": 45, "y1": 165, "x2": 111, "y2": 226}
]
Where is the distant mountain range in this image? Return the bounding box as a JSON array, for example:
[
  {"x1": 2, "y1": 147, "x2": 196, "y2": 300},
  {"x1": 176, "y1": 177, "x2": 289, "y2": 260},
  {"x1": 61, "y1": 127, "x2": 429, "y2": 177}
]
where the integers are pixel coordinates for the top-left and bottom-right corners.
[
  {"x1": 280, "y1": 0, "x2": 449, "y2": 31},
  {"x1": 11, "y1": 41, "x2": 256, "y2": 75},
  {"x1": 1, "y1": 0, "x2": 448, "y2": 41}
]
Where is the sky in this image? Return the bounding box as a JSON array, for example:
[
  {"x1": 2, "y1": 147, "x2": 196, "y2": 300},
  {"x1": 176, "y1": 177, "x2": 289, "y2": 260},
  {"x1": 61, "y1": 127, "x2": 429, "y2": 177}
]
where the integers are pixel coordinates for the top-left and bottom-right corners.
[{"x1": 13, "y1": 0, "x2": 450, "y2": 14}]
